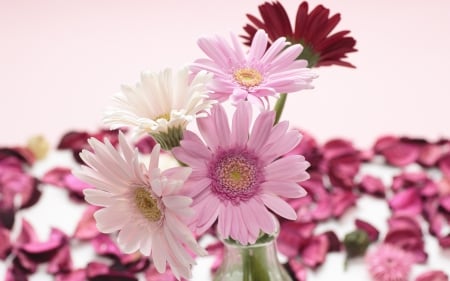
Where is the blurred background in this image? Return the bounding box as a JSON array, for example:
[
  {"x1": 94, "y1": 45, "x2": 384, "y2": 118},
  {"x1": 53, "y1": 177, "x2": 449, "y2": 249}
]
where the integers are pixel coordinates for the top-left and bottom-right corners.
[{"x1": 1, "y1": 0, "x2": 449, "y2": 148}]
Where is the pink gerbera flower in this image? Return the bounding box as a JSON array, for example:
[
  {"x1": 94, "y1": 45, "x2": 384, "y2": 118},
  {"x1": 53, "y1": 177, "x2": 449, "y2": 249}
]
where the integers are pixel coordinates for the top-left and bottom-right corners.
[
  {"x1": 172, "y1": 102, "x2": 310, "y2": 245},
  {"x1": 366, "y1": 243, "x2": 414, "y2": 281},
  {"x1": 73, "y1": 132, "x2": 206, "y2": 280},
  {"x1": 191, "y1": 29, "x2": 316, "y2": 106}
]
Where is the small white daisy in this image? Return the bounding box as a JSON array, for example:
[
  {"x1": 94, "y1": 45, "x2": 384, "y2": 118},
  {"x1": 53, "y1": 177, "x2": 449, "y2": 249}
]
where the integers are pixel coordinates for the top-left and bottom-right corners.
[{"x1": 103, "y1": 67, "x2": 214, "y2": 150}]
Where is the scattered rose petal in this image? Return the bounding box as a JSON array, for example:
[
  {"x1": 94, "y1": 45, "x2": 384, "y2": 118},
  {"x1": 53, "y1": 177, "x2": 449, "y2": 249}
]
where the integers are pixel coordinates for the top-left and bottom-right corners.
[
  {"x1": 323, "y1": 230, "x2": 341, "y2": 252},
  {"x1": 55, "y1": 269, "x2": 87, "y2": 281},
  {"x1": 86, "y1": 261, "x2": 138, "y2": 281},
  {"x1": 42, "y1": 167, "x2": 91, "y2": 202},
  {"x1": 355, "y1": 219, "x2": 379, "y2": 242},
  {"x1": 378, "y1": 138, "x2": 421, "y2": 167},
  {"x1": 330, "y1": 189, "x2": 357, "y2": 218},
  {"x1": 388, "y1": 188, "x2": 422, "y2": 216},
  {"x1": 359, "y1": 175, "x2": 386, "y2": 197},
  {"x1": 0, "y1": 225, "x2": 12, "y2": 259},
  {"x1": 278, "y1": 221, "x2": 316, "y2": 257},
  {"x1": 415, "y1": 270, "x2": 449, "y2": 281},
  {"x1": 134, "y1": 135, "x2": 157, "y2": 154},
  {"x1": 5, "y1": 265, "x2": 28, "y2": 281},
  {"x1": 300, "y1": 234, "x2": 329, "y2": 269},
  {"x1": 439, "y1": 154, "x2": 450, "y2": 178},
  {"x1": 47, "y1": 244, "x2": 73, "y2": 274},
  {"x1": 73, "y1": 205, "x2": 100, "y2": 240},
  {"x1": 285, "y1": 259, "x2": 307, "y2": 281}
]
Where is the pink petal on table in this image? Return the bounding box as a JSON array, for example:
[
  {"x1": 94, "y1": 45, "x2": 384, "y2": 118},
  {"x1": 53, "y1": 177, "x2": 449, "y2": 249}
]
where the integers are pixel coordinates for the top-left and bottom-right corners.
[
  {"x1": 312, "y1": 198, "x2": 333, "y2": 222},
  {"x1": 42, "y1": 167, "x2": 72, "y2": 187},
  {"x1": 358, "y1": 175, "x2": 386, "y2": 197},
  {"x1": 285, "y1": 128, "x2": 322, "y2": 169},
  {"x1": 323, "y1": 230, "x2": 342, "y2": 252},
  {"x1": 47, "y1": 244, "x2": 73, "y2": 274},
  {"x1": 205, "y1": 241, "x2": 224, "y2": 273},
  {"x1": 439, "y1": 154, "x2": 450, "y2": 179},
  {"x1": 388, "y1": 188, "x2": 422, "y2": 216},
  {"x1": 381, "y1": 140, "x2": 420, "y2": 167},
  {"x1": 415, "y1": 270, "x2": 449, "y2": 281},
  {"x1": 0, "y1": 225, "x2": 12, "y2": 259},
  {"x1": 55, "y1": 269, "x2": 87, "y2": 281},
  {"x1": 73, "y1": 205, "x2": 100, "y2": 240},
  {"x1": 286, "y1": 259, "x2": 307, "y2": 281},
  {"x1": 355, "y1": 219, "x2": 379, "y2": 242},
  {"x1": 134, "y1": 135, "x2": 157, "y2": 154},
  {"x1": 423, "y1": 199, "x2": 445, "y2": 237},
  {"x1": 438, "y1": 235, "x2": 450, "y2": 248},
  {"x1": 91, "y1": 234, "x2": 122, "y2": 257},
  {"x1": 385, "y1": 216, "x2": 427, "y2": 263},
  {"x1": 86, "y1": 261, "x2": 138, "y2": 281},
  {"x1": 373, "y1": 135, "x2": 399, "y2": 153},
  {"x1": 0, "y1": 147, "x2": 35, "y2": 166},
  {"x1": 418, "y1": 143, "x2": 447, "y2": 167},
  {"x1": 21, "y1": 228, "x2": 67, "y2": 257},
  {"x1": 328, "y1": 153, "x2": 360, "y2": 189},
  {"x1": 439, "y1": 195, "x2": 450, "y2": 213},
  {"x1": 5, "y1": 265, "x2": 29, "y2": 281},
  {"x1": 323, "y1": 138, "x2": 356, "y2": 160},
  {"x1": 278, "y1": 221, "x2": 315, "y2": 257},
  {"x1": 16, "y1": 219, "x2": 39, "y2": 245},
  {"x1": 391, "y1": 172, "x2": 429, "y2": 192},
  {"x1": 330, "y1": 189, "x2": 357, "y2": 218},
  {"x1": 300, "y1": 234, "x2": 329, "y2": 269}
]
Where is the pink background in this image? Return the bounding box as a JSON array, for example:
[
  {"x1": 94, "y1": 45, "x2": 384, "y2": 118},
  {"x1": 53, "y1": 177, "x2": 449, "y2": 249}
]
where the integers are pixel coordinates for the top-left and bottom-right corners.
[{"x1": 1, "y1": 0, "x2": 449, "y2": 148}]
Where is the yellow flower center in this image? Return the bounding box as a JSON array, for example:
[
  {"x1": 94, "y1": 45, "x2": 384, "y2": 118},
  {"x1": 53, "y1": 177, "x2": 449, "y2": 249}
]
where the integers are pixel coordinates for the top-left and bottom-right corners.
[
  {"x1": 233, "y1": 68, "x2": 263, "y2": 88},
  {"x1": 155, "y1": 112, "x2": 170, "y2": 121},
  {"x1": 134, "y1": 187, "x2": 162, "y2": 222}
]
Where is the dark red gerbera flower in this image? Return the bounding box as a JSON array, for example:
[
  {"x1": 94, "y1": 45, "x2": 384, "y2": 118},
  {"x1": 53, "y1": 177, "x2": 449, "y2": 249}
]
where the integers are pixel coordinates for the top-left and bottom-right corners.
[{"x1": 242, "y1": 1, "x2": 357, "y2": 68}]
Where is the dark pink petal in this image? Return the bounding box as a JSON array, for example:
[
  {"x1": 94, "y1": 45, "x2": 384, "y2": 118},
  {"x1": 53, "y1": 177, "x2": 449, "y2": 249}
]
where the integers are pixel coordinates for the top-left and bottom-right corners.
[
  {"x1": 323, "y1": 230, "x2": 341, "y2": 252},
  {"x1": 355, "y1": 219, "x2": 379, "y2": 242},
  {"x1": 16, "y1": 219, "x2": 39, "y2": 245},
  {"x1": 438, "y1": 235, "x2": 450, "y2": 248},
  {"x1": 205, "y1": 241, "x2": 224, "y2": 273},
  {"x1": 300, "y1": 234, "x2": 329, "y2": 269},
  {"x1": 92, "y1": 234, "x2": 122, "y2": 258},
  {"x1": 391, "y1": 172, "x2": 429, "y2": 192},
  {"x1": 418, "y1": 143, "x2": 449, "y2": 167},
  {"x1": 5, "y1": 265, "x2": 28, "y2": 281},
  {"x1": 0, "y1": 147, "x2": 35, "y2": 166},
  {"x1": 55, "y1": 269, "x2": 87, "y2": 281},
  {"x1": 47, "y1": 244, "x2": 73, "y2": 274},
  {"x1": 388, "y1": 188, "x2": 422, "y2": 216},
  {"x1": 312, "y1": 199, "x2": 333, "y2": 221},
  {"x1": 323, "y1": 138, "x2": 356, "y2": 160},
  {"x1": 438, "y1": 177, "x2": 450, "y2": 196},
  {"x1": 73, "y1": 205, "x2": 100, "y2": 240},
  {"x1": 382, "y1": 140, "x2": 420, "y2": 167},
  {"x1": 42, "y1": 168, "x2": 91, "y2": 202},
  {"x1": 423, "y1": 199, "x2": 445, "y2": 237},
  {"x1": 285, "y1": 128, "x2": 322, "y2": 169},
  {"x1": 0, "y1": 204, "x2": 15, "y2": 230},
  {"x1": 21, "y1": 228, "x2": 67, "y2": 258},
  {"x1": 278, "y1": 221, "x2": 315, "y2": 257},
  {"x1": 328, "y1": 153, "x2": 360, "y2": 189},
  {"x1": 330, "y1": 189, "x2": 357, "y2": 218},
  {"x1": 439, "y1": 154, "x2": 450, "y2": 179},
  {"x1": 373, "y1": 135, "x2": 399, "y2": 153},
  {"x1": 358, "y1": 175, "x2": 386, "y2": 197},
  {"x1": 415, "y1": 270, "x2": 449, "y2": 281},
  {"x1": 134, "y1": 135, "x2": 157, "y2": 154},
  {"x1": 0, "y1": 225, "x2": 12, "y2": 259},
  {"x1": 86, "y1": 261, "x2": 138, "y2": 281},
  {"x1": 285, "y1": 259, "x2": 307, "y2": 281},
  {"x1": 440, "y1": 195, "x2": 450, "y2": 213},
  {"x1": 385, "y1": 216, "x2": 427, "y2": 263}
]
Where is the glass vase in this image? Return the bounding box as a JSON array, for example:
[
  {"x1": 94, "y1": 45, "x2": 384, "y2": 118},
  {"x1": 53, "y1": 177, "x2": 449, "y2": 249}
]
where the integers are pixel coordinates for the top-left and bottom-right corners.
[{"x1": 213, "y1": 234, "x2": 293, "y2": 281}]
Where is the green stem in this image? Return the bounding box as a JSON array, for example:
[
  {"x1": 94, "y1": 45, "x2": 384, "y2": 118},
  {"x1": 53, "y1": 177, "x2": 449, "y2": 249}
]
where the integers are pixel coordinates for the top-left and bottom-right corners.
[
  {"x1": 242, "y1": 245, "x2": 271, "y2": 281},
  {"x1": 273, "y1": 93, "x2": 287, "y2": 125}
]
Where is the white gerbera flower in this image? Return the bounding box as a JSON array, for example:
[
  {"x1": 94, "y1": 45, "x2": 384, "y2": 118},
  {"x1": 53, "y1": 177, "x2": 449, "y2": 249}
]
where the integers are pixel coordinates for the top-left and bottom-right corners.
[
  {"x1": 103, "y1": 67, "x2": 213, "y2": 150},
  {"x1": 73, "y1": 132, "x2": 206, "y2": 280}
]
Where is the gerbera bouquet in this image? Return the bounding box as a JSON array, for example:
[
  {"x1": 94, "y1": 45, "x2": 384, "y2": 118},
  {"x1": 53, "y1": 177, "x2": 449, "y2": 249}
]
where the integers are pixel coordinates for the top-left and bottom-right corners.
[{"x1": 73, "y1": 1, "x2": 356, "y2": 280}]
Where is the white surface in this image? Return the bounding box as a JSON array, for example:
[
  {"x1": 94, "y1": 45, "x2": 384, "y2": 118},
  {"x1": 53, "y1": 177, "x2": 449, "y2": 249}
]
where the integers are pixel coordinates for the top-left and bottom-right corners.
[
  {"x1": 1, "y1": 150, "x2": 449, "y2": 280},
  {"x1": 1, "y1": 0, "x2": 450, "y2": 148}
]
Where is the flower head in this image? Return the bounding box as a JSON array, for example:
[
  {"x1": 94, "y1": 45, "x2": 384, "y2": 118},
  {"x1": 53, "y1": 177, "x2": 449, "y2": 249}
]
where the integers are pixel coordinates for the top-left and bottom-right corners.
[
  {"x1": 73, "y1": 132, "x2": 206, "y2": 280},
  {"x1": 172, "y1": 102, "x2": 310, "y2": 245},
  {"x1": 242, "y1": 1, "x2": 357, "y2": 68},
  {"x1": 366, "y1": 243, "x2": 414, "y2": 281},
  {"x1": 191, "y1": 29, "x2": 316, "y2": 106},
  {"x1": 103, "y1": 67, "x2": 213, "y2": 150}
]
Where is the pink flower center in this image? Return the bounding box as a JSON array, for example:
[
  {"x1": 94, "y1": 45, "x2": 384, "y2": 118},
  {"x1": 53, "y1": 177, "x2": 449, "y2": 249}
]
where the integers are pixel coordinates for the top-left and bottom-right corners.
[
  {"x1": 210, "y1": 149, "x2": 263, "y2": 203},
  {"x1": 233, "y1": 68, "x2": 263, "y2": 88}
]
